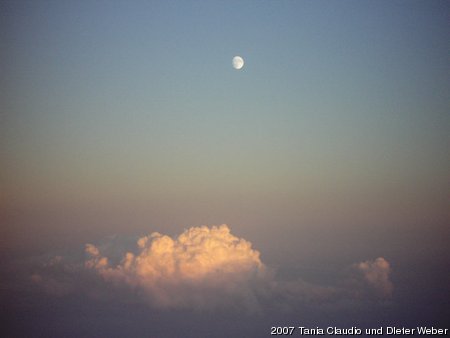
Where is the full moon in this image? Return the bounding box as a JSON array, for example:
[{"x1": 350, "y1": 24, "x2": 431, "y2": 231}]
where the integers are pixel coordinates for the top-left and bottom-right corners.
[{"x1": 232, "y1": 56, "x2": 244, "y2": 70}]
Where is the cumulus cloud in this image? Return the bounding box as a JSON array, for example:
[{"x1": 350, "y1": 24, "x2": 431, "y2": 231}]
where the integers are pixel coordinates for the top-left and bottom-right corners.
[
  {"x1": 355, "y1": 257, "x2": 393, "y2": 298},
  {"x1": 85, "y1": 225, "x2": 267, "y2": 310},
  {"x1": 30, "y1": 225, "x2": 394, "y2": 312}
]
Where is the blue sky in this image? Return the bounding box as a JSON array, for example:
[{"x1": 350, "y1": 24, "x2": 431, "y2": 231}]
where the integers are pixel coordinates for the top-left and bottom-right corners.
[{"x1": 3, "y1": 1, "x2": 448, "y2": 241}]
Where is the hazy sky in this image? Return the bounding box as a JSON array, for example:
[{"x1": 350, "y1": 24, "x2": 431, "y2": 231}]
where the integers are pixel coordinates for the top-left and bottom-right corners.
[{"x1": 1, "y1": 1, "x2": 449, "y2": 336}]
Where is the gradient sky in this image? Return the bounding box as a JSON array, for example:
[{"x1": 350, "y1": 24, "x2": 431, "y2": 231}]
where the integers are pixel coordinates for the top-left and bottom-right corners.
[{"x1": 1, "y1": 1, "x2": 449, "y2": 336}]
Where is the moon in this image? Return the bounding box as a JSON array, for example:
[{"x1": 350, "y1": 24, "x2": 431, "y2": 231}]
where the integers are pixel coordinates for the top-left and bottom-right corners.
[{"x1": 232, "y1": 56, "x2": 244, "y2": 70}]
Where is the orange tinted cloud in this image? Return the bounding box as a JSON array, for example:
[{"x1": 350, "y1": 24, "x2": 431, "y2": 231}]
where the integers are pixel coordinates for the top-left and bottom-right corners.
[
  {"x1": 85, "y1": 225, "x2": 266, "y2": 309},
  {"x1": 355, "y1": 257, "x2": 393, "y2": 298},
  {"x1": 31, "y1": 225, "x2": 393, "y2": 311}
]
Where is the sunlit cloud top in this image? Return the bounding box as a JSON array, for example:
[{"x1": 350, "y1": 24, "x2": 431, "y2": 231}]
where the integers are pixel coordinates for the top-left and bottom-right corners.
[{"x1": 85, "y1": 225, "x2": 265, "y2": 309}]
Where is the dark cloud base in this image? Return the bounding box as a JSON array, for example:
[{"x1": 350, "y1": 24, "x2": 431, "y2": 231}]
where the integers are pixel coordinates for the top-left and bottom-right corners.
[
  {"x1": 1, "y1": 226, "x2": 448, "y2": 337},
  {"x1": 3, "y1": 286, "x2": 449, "y2": 338}
]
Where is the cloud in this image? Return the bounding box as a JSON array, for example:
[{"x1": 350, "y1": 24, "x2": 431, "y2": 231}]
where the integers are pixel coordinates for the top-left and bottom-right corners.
[
  {"x1": 30, "y1": 256, "x2": 76, "y2": 296},
  {"x1": 30, "y1": 273, "x2": 72, "y2": 296},
  {"x1": 85, "y1": 225, "x2": 267, "y2": 310},
  {"x1": 29, "y1": 225, "x2": 394, "y2": 312},
  {"x1": 355, "y1": 257, "x2": 393, "y2": 298}
]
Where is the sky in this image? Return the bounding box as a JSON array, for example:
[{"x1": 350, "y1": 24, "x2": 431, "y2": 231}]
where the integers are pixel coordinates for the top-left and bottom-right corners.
[{"x1": 1, "y1": 1, "x2": 449, "y2": 337}]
